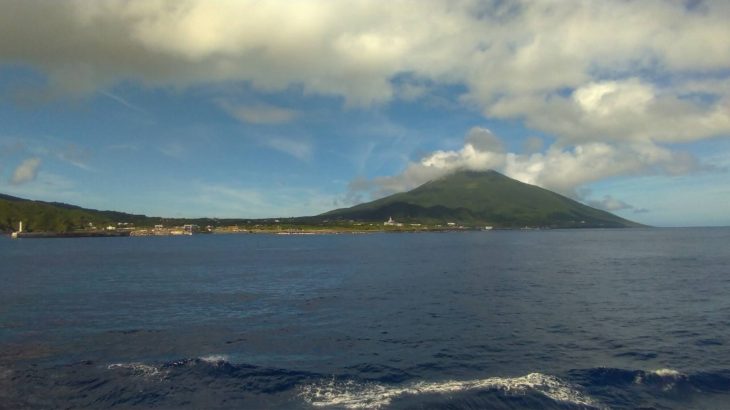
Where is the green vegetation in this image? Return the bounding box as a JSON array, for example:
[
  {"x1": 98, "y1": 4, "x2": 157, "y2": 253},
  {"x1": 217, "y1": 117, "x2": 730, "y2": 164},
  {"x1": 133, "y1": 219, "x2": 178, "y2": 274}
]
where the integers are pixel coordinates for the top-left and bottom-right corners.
[
  {"x1": 1, "y1": 170, "x2": 642, "y2": 233},
  {"x1": 320, "y1": 170, "x2": 643, "y2": 228},
  {"x1": 0, "y1": 194, "x2": 111, "y2": 232},
  {"x1": 0, "y1": 194, "x2": 221, "y2": 233}
]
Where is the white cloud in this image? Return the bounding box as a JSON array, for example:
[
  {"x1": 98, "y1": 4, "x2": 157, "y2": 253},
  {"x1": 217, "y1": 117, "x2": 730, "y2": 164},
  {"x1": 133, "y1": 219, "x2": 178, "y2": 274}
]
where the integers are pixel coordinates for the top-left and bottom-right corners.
[
  {"x1": 488, "y1": 78, "x2": 730, "y2": 144},
  {"x1": 3, "y1": 1, "x2": 729, "y2": 113},
  {"x1": 464, "y1": 127, "x2": 503, "y2": 153},
  {"x1": 522, "y1": 136, "x2": 544, "y2": 154},
  {"x1": 219, "y1": 101, "x2": 299, "y2": 125},
  {"x1": 2, "y1": 0, "x2": 730, "y2": 204},
  {"x1": 572, "y1": 79, "x2": 655, "y2": 117},
  {"x1": 346, "y1": 127, "x2": 704, "y2": 202},
  {"x1": 10, "y1": 157, "x2": 41, "y2": 185}
]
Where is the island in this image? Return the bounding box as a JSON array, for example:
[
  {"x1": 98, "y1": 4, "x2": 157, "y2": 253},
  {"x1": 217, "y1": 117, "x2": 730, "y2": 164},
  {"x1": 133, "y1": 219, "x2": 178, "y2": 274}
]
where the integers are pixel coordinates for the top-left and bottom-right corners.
[{"x1": 1, "y1": 170, "x2": 643, "y2": 238}]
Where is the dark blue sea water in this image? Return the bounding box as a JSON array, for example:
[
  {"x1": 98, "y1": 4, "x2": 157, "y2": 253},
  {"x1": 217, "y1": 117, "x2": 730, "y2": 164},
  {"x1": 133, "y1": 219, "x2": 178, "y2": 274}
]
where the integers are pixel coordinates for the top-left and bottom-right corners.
[{"x1": 2, "y1": 228, "x2": 730, "y2": 409}]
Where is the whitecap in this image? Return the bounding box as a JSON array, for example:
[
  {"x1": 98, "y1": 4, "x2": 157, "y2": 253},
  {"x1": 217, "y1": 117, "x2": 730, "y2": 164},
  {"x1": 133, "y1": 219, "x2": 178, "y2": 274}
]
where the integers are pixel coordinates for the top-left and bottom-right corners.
[
  {"x1": 300, "y1": 372, "x2": 601, "y2": 409},
  {"x1": 650, "y1": 368, "x2": 683, "y2": 378},
  {"x1": 633, "y1": 368, "x2": 687, "y2": 391},
  {"x1": 199, "y1": 354, "x2": 229, "y2": 364},
  {"x1": 107, "y1": 362, "x2": 166, "y2": 379}
]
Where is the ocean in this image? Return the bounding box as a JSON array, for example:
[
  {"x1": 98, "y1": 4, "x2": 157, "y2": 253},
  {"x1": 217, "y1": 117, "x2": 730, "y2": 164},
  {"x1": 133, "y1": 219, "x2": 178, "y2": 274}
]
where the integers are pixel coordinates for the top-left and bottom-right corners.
[{"x1": 1, "y1": 228, "x2": 729, "y2": 409}]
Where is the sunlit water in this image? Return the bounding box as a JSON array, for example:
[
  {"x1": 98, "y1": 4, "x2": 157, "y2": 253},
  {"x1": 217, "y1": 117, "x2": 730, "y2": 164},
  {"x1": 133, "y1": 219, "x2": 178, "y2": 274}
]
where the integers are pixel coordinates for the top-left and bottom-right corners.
[{"x1": 2, "y1": 228, "x2": 730, "y2": 409}]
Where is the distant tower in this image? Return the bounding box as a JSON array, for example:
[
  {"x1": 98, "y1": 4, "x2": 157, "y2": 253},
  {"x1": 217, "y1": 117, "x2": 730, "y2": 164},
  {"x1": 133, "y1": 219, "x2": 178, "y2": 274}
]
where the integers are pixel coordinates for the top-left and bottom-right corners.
[{"x1": 19, "y1": 221, "x2": 23, "y2": 233}]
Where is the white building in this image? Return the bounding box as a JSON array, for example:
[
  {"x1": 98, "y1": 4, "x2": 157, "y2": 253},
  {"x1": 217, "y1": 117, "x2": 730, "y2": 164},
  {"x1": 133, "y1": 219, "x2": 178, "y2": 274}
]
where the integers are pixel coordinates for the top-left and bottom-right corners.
[{"x1": 384, "y1": 217, "x2": 403, "y2": 227}]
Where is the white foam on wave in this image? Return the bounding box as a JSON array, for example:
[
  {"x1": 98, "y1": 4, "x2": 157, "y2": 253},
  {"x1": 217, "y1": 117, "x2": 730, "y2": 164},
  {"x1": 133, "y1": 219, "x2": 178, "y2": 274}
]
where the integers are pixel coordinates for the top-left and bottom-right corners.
[
  {"x1": 199, "y1": 354, "x2": 229, "y2": 364},
  {"x1": 107, "y1": 362, "x2": 166, "y2": 379},
  {"x1": 634, "y1": 368, "x2": 686, "y2": 391},
  {"x1": 106, "y1": 355, "x2": 229, "y2": 379},
  {"x1": 300, "y1": 372, "x2": 601, "y2": 409},
  {"x1": 649, "y1": 368, "x2": 683, "y2": 378}
]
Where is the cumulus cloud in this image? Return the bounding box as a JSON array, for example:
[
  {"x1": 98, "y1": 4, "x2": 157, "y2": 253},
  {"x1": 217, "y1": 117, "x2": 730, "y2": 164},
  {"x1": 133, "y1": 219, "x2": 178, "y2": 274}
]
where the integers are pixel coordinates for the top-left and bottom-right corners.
[
  {"x1": 2, "y1": 1, "x2": 729, "y2": 111},
  {"x1": 10, "y1": 157, "x2": 41, "y2": 185},
  {"x1": 2, "y1": 0, "x2": 730, "y2": 201},
  {"x1": 522, "y1": 137, "x2": 544, "y2": 154},
  {"x1": 465, "y1": 127, "x2": 503, "y2": 153},
  {"x1": 487, "y1": 78, "x2": 730, "y2": 144},
  {"x1": 346, "y1": 127, "x2": 703, "y2": 203}
]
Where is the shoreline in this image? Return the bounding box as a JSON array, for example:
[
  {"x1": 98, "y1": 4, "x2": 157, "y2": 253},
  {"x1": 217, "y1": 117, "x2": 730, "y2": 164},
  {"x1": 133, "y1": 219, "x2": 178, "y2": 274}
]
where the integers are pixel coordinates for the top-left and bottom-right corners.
[
  {"x1": 6, "y1": 225, "x2": 643, "y2": 238},
  {"x1": 10, "y1": 231, "x2": 132, "y2": 239}
]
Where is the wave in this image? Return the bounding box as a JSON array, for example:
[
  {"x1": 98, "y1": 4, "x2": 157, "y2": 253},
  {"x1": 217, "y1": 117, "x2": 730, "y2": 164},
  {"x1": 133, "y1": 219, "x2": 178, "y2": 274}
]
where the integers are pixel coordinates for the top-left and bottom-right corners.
[
  {"x1": 107, "y1": 354, "x2": 231, "y2": 379},
  {"x1": 631, "y1": 368, "x2": 688, "y2": 394},
  {"x1": 12, "y1": 359, "x2": 730, "y2": 409},
  {"x1": 107, "y1": 362, "x2": 166, "y2": 379},
  {"x1": 646, "y1": 368, "x2": 683, "y2": 378},
  {"x1": 634, "y1": 368, "x2": 687, "y2": 390},
  {"x1": 299, "y1": 372, "x2": 601, "y2": 409},
  {"x1": 199, "y1": 354, "x2": 230, "y2": 364},
  {"x1": 568, "y1": 367, "x2": 693, "y2": 390},
  {"x1": 101, "y1": 360, "x2": 730, "y2": 409}
]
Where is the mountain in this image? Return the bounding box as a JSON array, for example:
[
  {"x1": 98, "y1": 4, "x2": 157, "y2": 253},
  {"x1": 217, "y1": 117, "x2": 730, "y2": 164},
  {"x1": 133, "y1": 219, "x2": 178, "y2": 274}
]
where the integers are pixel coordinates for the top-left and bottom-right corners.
[
  {"x1": 321, "y1": 170, "x2": 643, "y2": 228},
  {"x1": 1, "y1": 170, "x2": 642, "y2": 232}
]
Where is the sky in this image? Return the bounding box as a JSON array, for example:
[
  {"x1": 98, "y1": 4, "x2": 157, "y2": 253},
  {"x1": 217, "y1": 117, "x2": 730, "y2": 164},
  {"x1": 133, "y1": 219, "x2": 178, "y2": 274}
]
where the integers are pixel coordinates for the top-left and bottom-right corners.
[{"x1": 0, "y1": 0, "x2": 729, "y2": 227}]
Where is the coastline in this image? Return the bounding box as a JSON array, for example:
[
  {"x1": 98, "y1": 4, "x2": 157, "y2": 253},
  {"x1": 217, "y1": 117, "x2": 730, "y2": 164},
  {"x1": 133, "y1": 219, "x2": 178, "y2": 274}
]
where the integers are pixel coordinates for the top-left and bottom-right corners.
[
  {"x1": 11, "y1": 231, "x2": 132, "y2": 239},
  {"x1": 6, "y1": 225, "x2": 639, "y2": 239}
]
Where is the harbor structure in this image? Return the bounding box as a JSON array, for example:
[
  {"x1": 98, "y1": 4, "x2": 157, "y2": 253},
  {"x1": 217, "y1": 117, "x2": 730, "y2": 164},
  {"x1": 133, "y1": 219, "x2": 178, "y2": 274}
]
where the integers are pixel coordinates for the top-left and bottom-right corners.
[{"x1": 10, "y1": 221, "x2": 23, "y2": 239}]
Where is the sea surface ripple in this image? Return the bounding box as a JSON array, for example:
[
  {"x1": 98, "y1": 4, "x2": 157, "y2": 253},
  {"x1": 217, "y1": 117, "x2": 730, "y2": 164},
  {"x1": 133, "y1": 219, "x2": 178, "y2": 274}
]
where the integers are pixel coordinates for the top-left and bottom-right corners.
[{"x1": 1, "y1": 228, "x2": 730, "y2": 409}]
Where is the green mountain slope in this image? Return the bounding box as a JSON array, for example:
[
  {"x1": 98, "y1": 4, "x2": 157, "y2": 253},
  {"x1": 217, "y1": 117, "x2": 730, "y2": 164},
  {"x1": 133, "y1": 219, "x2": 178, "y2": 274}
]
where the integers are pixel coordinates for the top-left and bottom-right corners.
[
  {"x1": 322, "y1": 170, "x2": 643, "y2": 228},
  {"x1": 0, "y1": 194, "x2": 148, "y2": 232},
  {"x1": 0, "y1": 194, "x2": 223, "y2": 232}
]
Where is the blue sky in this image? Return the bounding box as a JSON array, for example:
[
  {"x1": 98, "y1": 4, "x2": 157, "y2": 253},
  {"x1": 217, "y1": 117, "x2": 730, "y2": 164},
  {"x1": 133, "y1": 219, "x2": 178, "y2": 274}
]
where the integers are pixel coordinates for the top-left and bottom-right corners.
[{"x1": 1, "y1": 1, "x2": 729, "y2": 226}]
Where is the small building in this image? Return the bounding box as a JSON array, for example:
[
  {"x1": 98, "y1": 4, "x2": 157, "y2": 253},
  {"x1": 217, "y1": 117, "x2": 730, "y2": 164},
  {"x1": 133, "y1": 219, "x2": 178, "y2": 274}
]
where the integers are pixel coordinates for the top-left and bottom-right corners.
[{"x1": 384, "y1": 217, "x2": 403, "y2": 227}]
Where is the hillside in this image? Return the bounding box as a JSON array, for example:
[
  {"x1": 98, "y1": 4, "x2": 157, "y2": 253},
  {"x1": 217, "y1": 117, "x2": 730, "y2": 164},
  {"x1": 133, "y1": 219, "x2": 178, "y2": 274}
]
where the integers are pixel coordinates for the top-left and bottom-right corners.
[
  {"x1": 0, "y1": 194, "x2": 222, "y2": 233},
  {"x1": 321, "y1": 170, "x2": 643, "y2": 228},
  {"x1": 0, "y1": 194, "x2": 145, "y2": 232}
]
